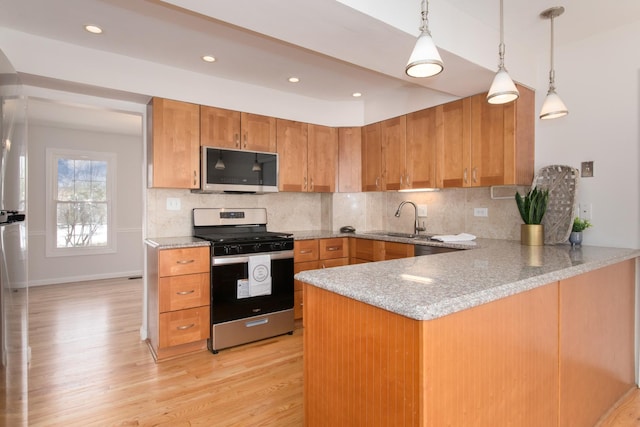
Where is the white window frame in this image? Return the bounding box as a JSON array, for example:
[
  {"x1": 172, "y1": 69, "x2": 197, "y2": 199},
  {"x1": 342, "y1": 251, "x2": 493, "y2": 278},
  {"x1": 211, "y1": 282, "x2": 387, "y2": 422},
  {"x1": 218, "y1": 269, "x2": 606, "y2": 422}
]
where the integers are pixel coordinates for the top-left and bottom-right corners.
[{"x1": 45, "y1": 148, "x2": 117, "y2": 257}]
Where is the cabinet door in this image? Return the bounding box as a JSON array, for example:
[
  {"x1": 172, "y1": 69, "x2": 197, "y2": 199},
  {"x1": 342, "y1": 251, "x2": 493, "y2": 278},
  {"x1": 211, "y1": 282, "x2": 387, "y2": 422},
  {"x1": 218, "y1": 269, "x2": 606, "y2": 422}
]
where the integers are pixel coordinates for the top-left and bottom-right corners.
[
  {"x1": 361, "y1": 122, "x2": 382, "y2": 191},
  {"x1": 148, "y1": 97, "x2": 200, "y2": 189},
  {"x1": 200, "y1": 105, "x2": 241, "y2": 149},
  {"x1": 277, "y1": 119, "x2": 308, "y2": 192},
  {"x1": 383, "y1": 242, "x2": 415, "y2": 260},
  {"x1": 406, "y1": 108, "x2": 437, "y2": 189},
  {"x1": 308, "y1": 124, "x2": 338, "y2": 193},
  {"x1": 241, "y1": 112, "x2": 276, "y2": 152},
  {"x1": 338, "y1": 127, "x2": 362, "y2": 193},
  {"x1": 470, "y1": 93, "x2": 509, "y2": 187},
  {"x1": 437, "y1": 98, "x2": 471, "y2": 188},
  {"x1": 380, "y1": 116, "x2": 406, "y2": 191}
]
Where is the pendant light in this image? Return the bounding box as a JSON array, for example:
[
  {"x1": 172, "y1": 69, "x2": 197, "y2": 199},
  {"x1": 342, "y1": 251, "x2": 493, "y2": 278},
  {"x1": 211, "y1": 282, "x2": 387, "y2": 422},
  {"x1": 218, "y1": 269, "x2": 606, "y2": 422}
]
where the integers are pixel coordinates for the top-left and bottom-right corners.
[
  {"x1": 405, "y1": 0, "x2": 443, "y2": 78},
  {"x1": 487, "y1": 0, "x2": 519, "y2": 104},
  {"x1": 539, "y1": 6, "x2": 568, "y2": 120},
  {"x1": 252, "y1": 153, "x2": 262, "y2": 172}
]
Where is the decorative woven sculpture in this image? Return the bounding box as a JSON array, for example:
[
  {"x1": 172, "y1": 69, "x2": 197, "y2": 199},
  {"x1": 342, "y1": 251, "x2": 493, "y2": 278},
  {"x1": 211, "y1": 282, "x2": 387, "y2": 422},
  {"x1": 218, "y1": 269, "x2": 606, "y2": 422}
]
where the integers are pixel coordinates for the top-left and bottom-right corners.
[{"x1": 532, "y1": 165, "x2": 579, "y2": 244}]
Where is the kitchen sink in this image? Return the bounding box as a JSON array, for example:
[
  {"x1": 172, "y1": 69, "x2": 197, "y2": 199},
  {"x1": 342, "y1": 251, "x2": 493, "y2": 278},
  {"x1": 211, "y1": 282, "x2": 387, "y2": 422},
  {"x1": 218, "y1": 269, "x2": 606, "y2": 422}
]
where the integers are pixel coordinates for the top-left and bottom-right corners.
[{"x1": 367, "y1": 231, "x2": 433, "y2": 240}]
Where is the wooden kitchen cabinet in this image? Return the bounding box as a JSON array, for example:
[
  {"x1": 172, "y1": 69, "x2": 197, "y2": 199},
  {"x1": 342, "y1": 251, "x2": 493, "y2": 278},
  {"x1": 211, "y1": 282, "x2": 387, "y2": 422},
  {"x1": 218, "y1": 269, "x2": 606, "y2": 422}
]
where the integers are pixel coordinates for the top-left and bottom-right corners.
[
  {"x1": 380, "y1": 115, "x2": 406, "y2": 191},
  {"x1": 147, "y1": 245, "x2": 211, "y2": 361},
  {"x1": 349, "y1": 238, "x2": 413, "y2": 263},
  {"x1": 277, "y1": 120, "x2": 337, "y2": 193},
  {"x1": 200, "y1": 106, "x2": 276, "y2": 152},
  {"x1": 361, "y1": 122, "x2": 382, "y2": 191},
  {"x1": 406, "y1": 107, "x2": 438, "y2": 189},
  {"x1": 147, "y1": 97, "x2": 200, "y2": 189},
  {"x1": 337, "y1": 127, "x2": 362, "y2": 192},
  {"x1": 293, "y1": 238, "x2": 349, "y2": 319},
  {"x1": 436, "y1": 84, "x2": 534, "y2": 188}
]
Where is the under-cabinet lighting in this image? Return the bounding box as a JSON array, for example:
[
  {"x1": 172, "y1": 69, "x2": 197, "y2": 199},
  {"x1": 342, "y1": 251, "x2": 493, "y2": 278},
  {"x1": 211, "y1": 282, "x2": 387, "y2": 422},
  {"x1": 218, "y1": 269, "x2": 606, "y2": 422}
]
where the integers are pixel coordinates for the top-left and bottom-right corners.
[
  {"x1": 398, "y1": 188, "x2": 441, "y2": 193},
  {"x1": 202, "y1": 55, "x2": 216, "y2": 63},
  {"x1": 288, "y1": 76, "x2": 300, "y2": 83}
]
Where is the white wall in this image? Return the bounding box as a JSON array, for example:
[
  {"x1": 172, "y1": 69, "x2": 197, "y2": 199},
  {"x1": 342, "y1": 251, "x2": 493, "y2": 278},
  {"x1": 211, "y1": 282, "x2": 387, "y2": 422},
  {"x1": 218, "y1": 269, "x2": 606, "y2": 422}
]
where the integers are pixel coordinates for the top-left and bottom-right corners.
[
  {"x1": 535, "y1": 21, "x2": 640, "y2": 249},
  {"x1": 28, "y1": 124, "x2": 144, "y2": 285}
]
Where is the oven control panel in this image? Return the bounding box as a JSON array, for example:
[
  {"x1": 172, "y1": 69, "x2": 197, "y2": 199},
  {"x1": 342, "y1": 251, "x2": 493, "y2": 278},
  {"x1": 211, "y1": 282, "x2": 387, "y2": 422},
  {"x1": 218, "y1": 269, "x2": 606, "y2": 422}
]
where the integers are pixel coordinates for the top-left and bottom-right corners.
[{"x1": 213, "y1": 239, "x2": 294, "y2": 256}]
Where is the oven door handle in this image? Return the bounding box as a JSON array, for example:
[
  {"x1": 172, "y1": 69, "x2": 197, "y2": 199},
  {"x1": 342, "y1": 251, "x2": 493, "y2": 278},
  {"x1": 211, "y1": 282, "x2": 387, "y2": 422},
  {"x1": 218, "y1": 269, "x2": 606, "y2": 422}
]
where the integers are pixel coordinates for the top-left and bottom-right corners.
[{"x1": 212, "y1": 250, "x2": 294, "y2": 266}]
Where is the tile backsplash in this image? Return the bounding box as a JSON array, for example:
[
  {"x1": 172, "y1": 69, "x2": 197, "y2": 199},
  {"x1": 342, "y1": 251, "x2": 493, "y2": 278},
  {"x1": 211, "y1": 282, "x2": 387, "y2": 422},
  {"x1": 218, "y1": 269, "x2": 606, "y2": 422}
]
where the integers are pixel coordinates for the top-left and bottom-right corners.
[{"x1": 147, "y1": 187, "x2": 526, "y2": 241}]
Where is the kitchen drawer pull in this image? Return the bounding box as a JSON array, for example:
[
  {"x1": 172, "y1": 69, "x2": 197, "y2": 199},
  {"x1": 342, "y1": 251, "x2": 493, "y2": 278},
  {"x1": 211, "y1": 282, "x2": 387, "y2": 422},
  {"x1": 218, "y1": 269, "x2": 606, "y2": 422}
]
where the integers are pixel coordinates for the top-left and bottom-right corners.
[
  {"x1": 176, "y1": 290, "x2": 195, "y2": 295},
  {"x1": 326, "y1": 246, "x2": 341, "y2": 251},
  {"x1": 463, "y1": 168, "x2": 468, "y2": 184},
  {"x1": 176, "y1": 323, "x2": 195, "y2": 331},
  {"x1": 299, "y1": 249, "x2": 313, "y2": 254},
  {"x1": 245, "y1": 318, "x2": 269, "y2": 328},
  {"x1": 176, "y1": 259, "x2": 195, "y2": 264}
]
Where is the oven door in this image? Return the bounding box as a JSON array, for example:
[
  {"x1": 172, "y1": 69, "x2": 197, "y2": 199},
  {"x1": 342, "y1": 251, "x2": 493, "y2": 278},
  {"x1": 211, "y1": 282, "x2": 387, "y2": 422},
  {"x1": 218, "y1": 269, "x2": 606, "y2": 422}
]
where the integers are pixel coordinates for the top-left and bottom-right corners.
[{"x1": 210, "y1": 251, "x2": 294, "y2": 324}]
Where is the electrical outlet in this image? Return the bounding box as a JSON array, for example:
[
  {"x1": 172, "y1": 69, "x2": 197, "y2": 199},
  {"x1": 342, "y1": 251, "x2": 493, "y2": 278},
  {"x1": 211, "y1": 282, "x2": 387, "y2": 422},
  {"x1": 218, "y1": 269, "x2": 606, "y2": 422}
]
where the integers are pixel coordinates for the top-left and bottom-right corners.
[
  {"x1": 473, "y1": 207, "x2": 488, "y2": 217},
  {"x1": 417, "y1": 204, "x2": 428, "y2": 217},
  {"x1": 579, "y1": 203, "x2": 592, "y2": 221},
  {"x1": 166, "y1": 197, "x2": 181, "y2": 211}
]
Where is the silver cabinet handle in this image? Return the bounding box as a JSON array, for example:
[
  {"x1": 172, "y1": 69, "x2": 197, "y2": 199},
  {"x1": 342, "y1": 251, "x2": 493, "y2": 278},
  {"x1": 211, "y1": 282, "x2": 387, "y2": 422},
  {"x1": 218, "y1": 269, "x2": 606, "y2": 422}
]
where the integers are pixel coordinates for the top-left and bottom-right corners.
[
  {"x1": 326, "y1": 246, "x2": 341, "y2": 251},
  {"x1": 243, "y1": 134, "x2": 247, "y2": 148},
  {"x1": 176, "y1": 323, "x2": 195, "y2": 330},
  {"x1": 299, "y1": 249, "x2": 312, "y2": 254},
  {"x1": 472, "y1": 167, "x2": 477, "y2": 183},
  {"x1": 176, "y1": 259, "x2": 195, "y2": 264},
  {"x1": 463, "y1": 168, "x2": 468, "y2": 184},
  {"x1": 235, "y1": 133, "x2": 240, "y2": 148},
  {"x1": 193, "y1": 170, "x2": 197, "y2": 186},
  {"x1": 176, "y1": 290, "x2": 195, "y2": 295}
]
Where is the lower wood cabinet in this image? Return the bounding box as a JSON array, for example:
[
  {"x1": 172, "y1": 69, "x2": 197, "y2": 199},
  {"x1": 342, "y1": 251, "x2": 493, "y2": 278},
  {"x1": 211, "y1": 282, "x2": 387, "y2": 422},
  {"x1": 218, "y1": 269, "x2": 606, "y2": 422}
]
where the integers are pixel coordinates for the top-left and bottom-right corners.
[
  {"x1": 294, "y1": 238, "x2": 349, "y2": 320},
  {"x1": 147, "y1": 245, "x2": 211, "y2": 361},
  {"x1": 349, "y1": 238, "x2": 414, "y2": 263}
]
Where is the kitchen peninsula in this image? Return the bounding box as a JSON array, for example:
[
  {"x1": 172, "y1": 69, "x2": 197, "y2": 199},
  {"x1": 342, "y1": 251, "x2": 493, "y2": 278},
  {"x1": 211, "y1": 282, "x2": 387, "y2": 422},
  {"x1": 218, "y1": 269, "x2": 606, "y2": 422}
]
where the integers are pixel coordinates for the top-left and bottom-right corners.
[{"x1": 296, "y1": 239, "x2": 639, "y2": 427}]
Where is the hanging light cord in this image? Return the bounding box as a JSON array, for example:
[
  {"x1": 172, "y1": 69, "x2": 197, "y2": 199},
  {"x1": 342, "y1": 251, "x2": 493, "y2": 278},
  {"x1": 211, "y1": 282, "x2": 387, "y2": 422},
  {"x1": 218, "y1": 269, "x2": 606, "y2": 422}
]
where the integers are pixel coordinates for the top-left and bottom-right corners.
[
  {"x1": 548, "y1": 14, "x2": 556, "y2": 91},
  {"x1": 419, "y1": 0, "x2": 430, "y2": 35},
  {"x1": 497, "y1": 0, "x2": 506, "y2": 69}
]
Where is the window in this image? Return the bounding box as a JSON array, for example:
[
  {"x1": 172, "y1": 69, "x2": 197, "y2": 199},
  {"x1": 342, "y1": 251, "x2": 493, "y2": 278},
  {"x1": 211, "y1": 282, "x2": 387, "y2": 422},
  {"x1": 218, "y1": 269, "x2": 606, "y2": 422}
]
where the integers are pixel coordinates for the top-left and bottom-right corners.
[{"x1": 46, "y1": 149, "x2": 116, "y2": 257}]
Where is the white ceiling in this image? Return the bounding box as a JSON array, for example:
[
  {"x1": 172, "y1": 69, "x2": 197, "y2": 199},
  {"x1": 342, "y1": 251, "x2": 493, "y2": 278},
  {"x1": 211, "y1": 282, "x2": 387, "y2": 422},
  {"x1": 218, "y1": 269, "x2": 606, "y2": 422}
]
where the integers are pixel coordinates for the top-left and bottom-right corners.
[{"x1": 0, "y1": 0, "x2": 638, "y2": 133}]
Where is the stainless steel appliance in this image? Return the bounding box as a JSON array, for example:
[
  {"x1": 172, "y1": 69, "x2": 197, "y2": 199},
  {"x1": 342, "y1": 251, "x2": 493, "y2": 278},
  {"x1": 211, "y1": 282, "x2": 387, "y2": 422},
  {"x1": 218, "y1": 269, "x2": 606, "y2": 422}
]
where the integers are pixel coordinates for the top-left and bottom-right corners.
[
  {"x1": 192, "y1": 208, "x2": 294, "y2": 353},
  {"x1": 0, "y1": 48, "x2": 28, "y2": 426},
  {"x1": 197, "y1": 147, "x2": 279, "y2": 194}
]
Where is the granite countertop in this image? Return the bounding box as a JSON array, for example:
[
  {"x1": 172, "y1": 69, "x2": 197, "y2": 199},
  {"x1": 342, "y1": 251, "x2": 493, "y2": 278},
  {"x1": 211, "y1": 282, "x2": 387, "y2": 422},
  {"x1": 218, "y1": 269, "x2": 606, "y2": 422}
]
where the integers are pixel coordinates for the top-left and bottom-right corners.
[
  {"x1": 295, "y1": 239, "x2": 640, "y2": 321},
  {"x1": 144, "y1": 236, "x2": 210, "y2": 249}
]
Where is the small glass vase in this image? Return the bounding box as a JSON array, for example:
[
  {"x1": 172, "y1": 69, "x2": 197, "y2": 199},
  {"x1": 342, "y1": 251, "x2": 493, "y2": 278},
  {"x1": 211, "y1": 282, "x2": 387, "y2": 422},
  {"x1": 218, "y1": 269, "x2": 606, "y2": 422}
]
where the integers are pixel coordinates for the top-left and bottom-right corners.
[{"x1": 568, "y1": 231, "x2": 583, "y2": 247}]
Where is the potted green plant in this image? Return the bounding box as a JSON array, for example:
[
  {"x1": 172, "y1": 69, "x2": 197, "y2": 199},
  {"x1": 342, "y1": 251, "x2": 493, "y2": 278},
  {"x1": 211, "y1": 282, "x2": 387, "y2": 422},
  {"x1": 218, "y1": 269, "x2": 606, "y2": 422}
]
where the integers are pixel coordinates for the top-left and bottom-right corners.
[
  {"x1": 515, "y1": 187, "x2": 549, "y2": 245},
  {"x1": 569, "y1": 217, "x2": 592, "y2": 246}
]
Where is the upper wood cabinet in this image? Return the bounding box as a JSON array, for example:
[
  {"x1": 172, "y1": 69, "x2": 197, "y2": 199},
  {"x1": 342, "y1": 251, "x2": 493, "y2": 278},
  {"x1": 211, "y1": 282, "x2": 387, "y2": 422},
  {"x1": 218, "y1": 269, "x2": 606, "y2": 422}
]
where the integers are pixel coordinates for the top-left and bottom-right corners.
[
  {"x1": 277, "y1": 120, "x2": 337, "y2": 193},
  {"x1": 147, "y1": 97, "x2": 200, "y2": 189},
  {"x1": 277, "y1": 119, "x2": 308, "y2": 192},
  {"x1": 307, "y1": 124, "x2": 338, "y2": 192},
  {"x1": 380, "y1": 116, "x2": 406, "y2": 191},
  {"x1": 200, "y1": 106, "x2": 276, "y2": 152},
  {"x1": 406, "y1": 107, "x2": 438, "y2": 189},
  {"x1": 437, "y1": 84, "x2": 534, "y2": 188},
  {"x1": 361, "y1": 122, "x2": 382, "y2": 191},
  {"x1": 337, "y1": 127, "x2": 362, "y2": 193}
]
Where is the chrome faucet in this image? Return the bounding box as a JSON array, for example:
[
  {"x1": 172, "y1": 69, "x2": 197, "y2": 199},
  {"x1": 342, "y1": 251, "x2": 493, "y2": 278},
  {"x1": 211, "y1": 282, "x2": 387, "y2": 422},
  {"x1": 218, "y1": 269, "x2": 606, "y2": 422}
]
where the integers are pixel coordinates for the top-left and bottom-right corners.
[{"x1": 394, "y1": 201, "x2": 426, "y2": 235}]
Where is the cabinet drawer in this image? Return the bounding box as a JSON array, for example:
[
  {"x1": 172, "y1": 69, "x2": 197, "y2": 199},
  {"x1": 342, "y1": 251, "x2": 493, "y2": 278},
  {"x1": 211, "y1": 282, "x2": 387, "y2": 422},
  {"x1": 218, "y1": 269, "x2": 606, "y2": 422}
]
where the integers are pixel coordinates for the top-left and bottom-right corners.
[
  {"x1": 159, "y1": 247, "x2": 210, "y2": 277},
  {"x1": 159, "y1": 273, "x2": 210, "y2": 312},
  {"x1": 320, "y1": 257, "x2": 349, "y2": 269},
  {"x1": 384, "y1": 242, "x2": 415, "y2": 260},
  {"x1": 295, "y1": 240, "x2": 319, "y2": 262},
  {"x1": 319, "y1": 238, "x2": 348, "y2": 259},
  {"x1": 159, "y1": 306, "x2": 210, "y2": 348}
]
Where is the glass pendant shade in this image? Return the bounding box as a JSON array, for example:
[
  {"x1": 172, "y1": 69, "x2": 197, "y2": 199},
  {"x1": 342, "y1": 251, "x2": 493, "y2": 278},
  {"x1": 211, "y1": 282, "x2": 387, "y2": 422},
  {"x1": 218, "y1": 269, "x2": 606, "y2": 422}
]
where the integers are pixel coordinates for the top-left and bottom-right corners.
[
  {"x1": 487, "y1": 67, "x2": 519, "y2": 104},
  {"x1": 405, "y1": 31, "x2": 444, "y2": 78},
  {"x1": 539, "y1": 88, "x2": 568, "y2": 120}
]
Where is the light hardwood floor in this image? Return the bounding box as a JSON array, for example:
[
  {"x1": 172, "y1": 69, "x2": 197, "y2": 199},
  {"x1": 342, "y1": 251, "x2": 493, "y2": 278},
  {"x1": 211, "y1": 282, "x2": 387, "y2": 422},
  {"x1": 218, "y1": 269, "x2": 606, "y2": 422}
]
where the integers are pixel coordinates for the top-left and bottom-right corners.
[
  {"x1": 27, "y1": 277, "x2": 639, "y2": 426},
  {"x1": 28, "y1": 277, "x2": 303, "y2": 426}
]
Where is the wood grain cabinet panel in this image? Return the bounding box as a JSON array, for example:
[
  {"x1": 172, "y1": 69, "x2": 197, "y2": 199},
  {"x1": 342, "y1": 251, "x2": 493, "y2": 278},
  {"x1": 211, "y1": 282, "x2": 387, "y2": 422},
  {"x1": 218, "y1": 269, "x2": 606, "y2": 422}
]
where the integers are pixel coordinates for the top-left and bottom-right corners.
[
  {"x1": 307, "y1": 124, "x2": 338, "y2": 192},
  {"x1": 337, "y1": 127, "x2": 362, "y2": 192},
  {"x1": 380, "y1": 116, "x2": 406, "y2": 191},
  {"x1": 200, "y1": 105, "x2": 241, "y2": 149},
  {"x1": 437, "y1": 85, "x2": 534, "y2": 188},
  {"x1": 147, "y1": 97, "x2": 200, "y2": 189},
  {"x1": 240, "y1": 112, "x2": 276, "y2": 152},
  {"x1": 406, "y1": 107, "x2": 437, "y2": 189},
  {"x1": 147, "y1": 245, "x2": 211, "y2": 361},
  {"x1": 361, "y1": 122, "x2": 382, "y2": 191},
  {"x1": 319, "y1": 238, "x2": 348, "y2": 260},
  {"x1": 277, "y1": 119, "x2": 308, "y2": 192}
]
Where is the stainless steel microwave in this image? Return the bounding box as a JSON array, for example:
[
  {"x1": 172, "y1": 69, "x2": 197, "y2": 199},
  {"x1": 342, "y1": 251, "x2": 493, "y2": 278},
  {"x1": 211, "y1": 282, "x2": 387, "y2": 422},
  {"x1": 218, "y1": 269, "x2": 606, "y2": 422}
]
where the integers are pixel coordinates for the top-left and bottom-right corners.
[{"x1": 198, "y1": 146, "x2": 279, "y2": 193}]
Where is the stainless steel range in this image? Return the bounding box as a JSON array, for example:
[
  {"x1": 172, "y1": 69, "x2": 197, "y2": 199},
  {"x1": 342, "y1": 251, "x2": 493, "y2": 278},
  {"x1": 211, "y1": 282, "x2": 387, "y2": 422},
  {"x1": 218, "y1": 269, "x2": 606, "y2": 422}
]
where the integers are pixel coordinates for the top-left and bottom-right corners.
[{"x1": 192, "y1": 208, "x2": 294, "y2": 354}]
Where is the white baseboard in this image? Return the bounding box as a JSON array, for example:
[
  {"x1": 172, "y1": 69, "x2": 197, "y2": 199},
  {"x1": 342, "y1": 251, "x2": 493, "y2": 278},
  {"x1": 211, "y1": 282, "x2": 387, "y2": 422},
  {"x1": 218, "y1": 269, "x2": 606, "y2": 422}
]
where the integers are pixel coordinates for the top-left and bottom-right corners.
[{"x1": 27, "y1": 270, "x2": 143, "y2": 287}]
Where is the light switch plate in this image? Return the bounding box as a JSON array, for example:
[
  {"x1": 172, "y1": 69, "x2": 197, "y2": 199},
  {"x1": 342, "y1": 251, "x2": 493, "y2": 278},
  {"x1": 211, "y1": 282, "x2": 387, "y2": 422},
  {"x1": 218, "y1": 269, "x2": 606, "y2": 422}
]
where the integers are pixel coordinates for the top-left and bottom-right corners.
[
  {"x1": 417, "y1": 204, "x2": 428, "y2": 217},
  {"x1": 474, "y1": 207, "x2": 488, "y2": 217},
  {"x1": 581, "y1": 161, "x2": 594, "y2": 178}
]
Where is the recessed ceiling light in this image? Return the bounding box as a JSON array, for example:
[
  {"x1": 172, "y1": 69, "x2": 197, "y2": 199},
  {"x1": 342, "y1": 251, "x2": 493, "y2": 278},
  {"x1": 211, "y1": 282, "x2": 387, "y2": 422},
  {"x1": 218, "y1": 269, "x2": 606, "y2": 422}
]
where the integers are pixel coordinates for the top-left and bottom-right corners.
[
  {"x1": 352, "y1": 92, "x2": 362, "y2": 98},
  {"x1": 84, "y1": 25, "x2": 103, "y2": 34},
  {"x1": 288, "y1": 77, "x2": 300, "y2": 83},
  {"x1": 202, "y1": 55, "x2": 216, "y2": 63}
]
